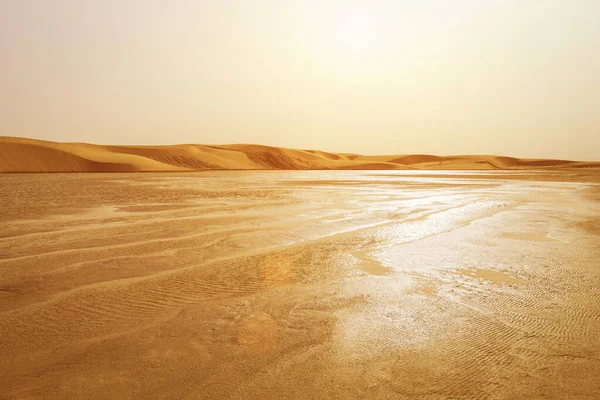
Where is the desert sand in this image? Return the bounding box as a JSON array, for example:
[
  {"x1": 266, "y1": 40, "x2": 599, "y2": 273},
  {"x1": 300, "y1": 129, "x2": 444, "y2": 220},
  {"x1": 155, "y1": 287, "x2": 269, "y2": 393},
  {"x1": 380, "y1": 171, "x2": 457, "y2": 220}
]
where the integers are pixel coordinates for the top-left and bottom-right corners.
[
  {"x1": 1, "y1": 170, "x2": 600, "y2": 399},
  {"x1": 2, "y1": 136, "x2": 599, "y2": 173}
]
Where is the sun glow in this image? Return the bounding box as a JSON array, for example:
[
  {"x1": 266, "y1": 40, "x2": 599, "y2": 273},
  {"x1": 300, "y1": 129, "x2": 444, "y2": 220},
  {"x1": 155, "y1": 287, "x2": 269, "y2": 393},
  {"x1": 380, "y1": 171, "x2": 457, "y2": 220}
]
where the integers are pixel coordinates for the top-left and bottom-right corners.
[
  {"x1": 335, "y1": 11, "x2": 377, "y2": 55},
  {"x1": 322, "y1": 6, "x2": 387, "y2": 61}
]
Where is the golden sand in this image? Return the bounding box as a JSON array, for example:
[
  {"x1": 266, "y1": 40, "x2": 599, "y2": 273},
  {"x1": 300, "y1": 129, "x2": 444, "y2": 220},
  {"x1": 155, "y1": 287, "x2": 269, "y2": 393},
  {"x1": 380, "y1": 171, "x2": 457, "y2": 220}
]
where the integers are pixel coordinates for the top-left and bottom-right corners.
[
  {"x1": 2, "y1": 136, "x2": 599, "y2": 172},
  {"x1": 1, "y1": 170, "x2": 600, "y2": 399}
]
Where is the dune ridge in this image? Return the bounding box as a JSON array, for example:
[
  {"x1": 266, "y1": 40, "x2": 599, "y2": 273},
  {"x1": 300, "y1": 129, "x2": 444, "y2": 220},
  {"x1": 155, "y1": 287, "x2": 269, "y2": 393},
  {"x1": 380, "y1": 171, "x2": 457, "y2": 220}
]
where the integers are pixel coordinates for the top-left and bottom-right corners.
[{"x1": 1, "y1": 136, "x2": 598, "y2": 173}]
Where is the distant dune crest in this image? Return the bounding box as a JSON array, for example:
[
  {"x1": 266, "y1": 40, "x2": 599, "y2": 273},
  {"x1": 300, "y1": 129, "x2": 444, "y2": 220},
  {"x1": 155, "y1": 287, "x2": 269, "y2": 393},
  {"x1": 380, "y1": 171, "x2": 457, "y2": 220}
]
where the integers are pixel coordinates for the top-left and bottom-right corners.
[{"x1": 0, "y1": 136, "x2": 598, "y2": 172}]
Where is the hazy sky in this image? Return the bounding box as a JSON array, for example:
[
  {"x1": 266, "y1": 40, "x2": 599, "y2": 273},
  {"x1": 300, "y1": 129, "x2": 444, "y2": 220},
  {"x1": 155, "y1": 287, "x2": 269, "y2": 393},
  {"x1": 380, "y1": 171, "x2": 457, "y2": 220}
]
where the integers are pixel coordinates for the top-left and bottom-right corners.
[{"x1": 1, "y1": 0, "x2": 599, "y2": 159}]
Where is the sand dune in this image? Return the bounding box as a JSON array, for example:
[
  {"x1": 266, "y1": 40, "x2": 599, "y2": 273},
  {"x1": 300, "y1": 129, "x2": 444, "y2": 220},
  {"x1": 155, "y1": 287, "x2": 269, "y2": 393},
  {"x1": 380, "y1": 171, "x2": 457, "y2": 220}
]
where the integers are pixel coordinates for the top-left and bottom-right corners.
[{"x1": 1, "y1": 136, "x2": 598, "y2": 173}]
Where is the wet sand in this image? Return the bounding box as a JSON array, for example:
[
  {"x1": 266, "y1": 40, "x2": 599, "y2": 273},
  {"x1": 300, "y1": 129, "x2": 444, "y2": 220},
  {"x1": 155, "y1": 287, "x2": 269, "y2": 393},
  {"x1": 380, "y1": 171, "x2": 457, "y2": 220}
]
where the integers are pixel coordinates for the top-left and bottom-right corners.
[{"x1": 1, "y1": 170, "x2": 600, "y2": 399}]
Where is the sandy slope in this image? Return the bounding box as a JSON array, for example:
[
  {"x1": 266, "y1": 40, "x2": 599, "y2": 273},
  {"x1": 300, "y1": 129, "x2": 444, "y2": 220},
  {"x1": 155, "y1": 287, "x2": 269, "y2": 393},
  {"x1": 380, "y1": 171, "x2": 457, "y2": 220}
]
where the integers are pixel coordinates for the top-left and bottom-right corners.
[{"x1": 0, "y1": 136, "x2": 598, "y2": 172}]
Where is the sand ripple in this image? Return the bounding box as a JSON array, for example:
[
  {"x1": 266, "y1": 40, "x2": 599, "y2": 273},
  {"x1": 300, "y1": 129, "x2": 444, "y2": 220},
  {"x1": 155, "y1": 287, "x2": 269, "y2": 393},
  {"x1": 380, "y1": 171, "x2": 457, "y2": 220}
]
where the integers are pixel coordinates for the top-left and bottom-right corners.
[{"x1": 1, "y1": 170, "x2": 599, "y2": 399}]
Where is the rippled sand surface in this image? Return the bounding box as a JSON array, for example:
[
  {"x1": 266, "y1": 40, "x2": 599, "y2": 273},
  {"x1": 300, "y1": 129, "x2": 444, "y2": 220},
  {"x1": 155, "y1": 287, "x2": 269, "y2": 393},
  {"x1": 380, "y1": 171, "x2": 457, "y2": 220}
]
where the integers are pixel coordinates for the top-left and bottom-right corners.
[{"x1": 1, "y1": 171, "x2": 599, "y2": 399}]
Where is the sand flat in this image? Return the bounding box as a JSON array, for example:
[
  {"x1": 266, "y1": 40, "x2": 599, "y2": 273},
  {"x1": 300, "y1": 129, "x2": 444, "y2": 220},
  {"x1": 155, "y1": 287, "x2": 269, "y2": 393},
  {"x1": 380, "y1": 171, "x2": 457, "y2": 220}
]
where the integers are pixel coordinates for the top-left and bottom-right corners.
[{"x1": 1, "y1": 171, "x2": 600, "y2": 399}]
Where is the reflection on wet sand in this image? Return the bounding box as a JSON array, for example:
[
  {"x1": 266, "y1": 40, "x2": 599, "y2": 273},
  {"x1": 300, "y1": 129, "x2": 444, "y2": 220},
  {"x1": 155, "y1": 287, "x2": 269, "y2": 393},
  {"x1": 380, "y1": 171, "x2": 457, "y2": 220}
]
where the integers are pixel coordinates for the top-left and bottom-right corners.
[{"x1": 1, "y1": 170, "x2": 599, "y2": 399}]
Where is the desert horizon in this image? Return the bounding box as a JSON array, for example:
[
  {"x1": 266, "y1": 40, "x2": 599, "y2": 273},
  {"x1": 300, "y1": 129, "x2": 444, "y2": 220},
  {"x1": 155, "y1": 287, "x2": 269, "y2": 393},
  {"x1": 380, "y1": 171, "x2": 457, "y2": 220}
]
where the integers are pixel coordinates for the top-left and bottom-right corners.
[
  {"x1": 2, "y1": 0, "x2": 600, "y2": 398},
  {"x1": 2, "y1": 136, "x2": 599, "y2": 173}
]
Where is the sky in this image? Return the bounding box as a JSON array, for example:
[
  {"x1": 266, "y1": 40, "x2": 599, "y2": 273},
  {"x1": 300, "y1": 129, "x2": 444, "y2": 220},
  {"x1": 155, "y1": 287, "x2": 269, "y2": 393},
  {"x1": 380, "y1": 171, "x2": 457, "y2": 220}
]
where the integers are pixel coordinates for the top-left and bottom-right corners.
[{"x1": 1, "y1": 0, "x2": 599, "y2": 160}]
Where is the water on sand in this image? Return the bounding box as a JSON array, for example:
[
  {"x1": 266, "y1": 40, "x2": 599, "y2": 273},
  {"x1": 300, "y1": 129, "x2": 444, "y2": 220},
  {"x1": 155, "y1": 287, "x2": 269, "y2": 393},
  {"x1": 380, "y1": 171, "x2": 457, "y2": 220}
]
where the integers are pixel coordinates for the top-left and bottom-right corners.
[{"x1": 1, "y1": 170, "x2": 599, "y2": 399}]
